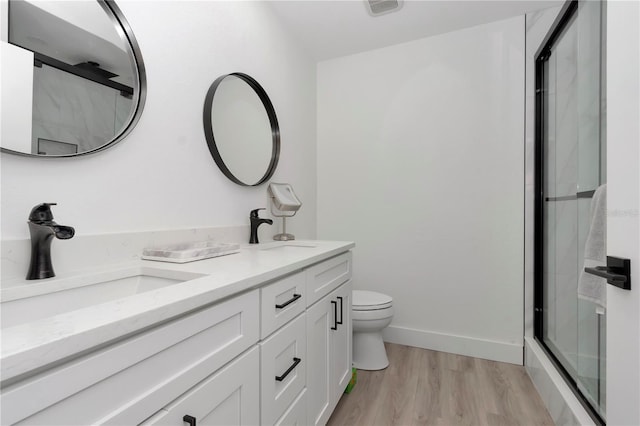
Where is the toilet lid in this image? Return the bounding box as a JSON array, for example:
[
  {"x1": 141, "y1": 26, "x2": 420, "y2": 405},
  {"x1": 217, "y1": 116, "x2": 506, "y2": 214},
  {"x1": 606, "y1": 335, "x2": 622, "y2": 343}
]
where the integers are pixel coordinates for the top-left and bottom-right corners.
[{"x1": 352, "y1": 290, "x2": 393, "y2": 310}]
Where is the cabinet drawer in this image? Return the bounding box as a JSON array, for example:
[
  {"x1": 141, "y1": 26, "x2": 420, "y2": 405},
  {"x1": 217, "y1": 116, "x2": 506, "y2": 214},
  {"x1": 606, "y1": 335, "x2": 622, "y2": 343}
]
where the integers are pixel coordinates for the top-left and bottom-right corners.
[
  {"x1": 274, "y1": 388, "x2": 306, "y2": 426},
  {"x1": 261, "y1": 271, "x2": 306, "y2": 339},
  {"x1": 141, "y1": 346, "x2": 260, "y2": 426},
  {"x1": 306, "y1": 252, "x2": 352, "y2": 307},
  {"x1": 2, "y1": 290, "x2": 259, "y2": 426},
  {"x1": 260, "y1": 313, "x2": 306, "y2": 425}
]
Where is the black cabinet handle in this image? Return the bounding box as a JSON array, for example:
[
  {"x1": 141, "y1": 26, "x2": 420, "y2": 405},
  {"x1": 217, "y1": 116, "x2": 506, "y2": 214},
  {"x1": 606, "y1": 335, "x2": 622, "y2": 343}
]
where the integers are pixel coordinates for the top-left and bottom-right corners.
[
  {"x1": 585, "y1": 256, "x2": 631, "y2": 290},
  {"x1": 183, "y1": 415, "x2": 196, "y2": 426},
  {"x1": 275, "y1": 293, "x2": 302, "y2": 309},
  {"x1": 276, "y1": 357, "x2": 301, "y2": 381},
  {"x1": 331, "y1": 300, "x2": 338, "y2": 330},
  {"x1": 336, "y1": 296, "x2": 344, "y2": 325}
]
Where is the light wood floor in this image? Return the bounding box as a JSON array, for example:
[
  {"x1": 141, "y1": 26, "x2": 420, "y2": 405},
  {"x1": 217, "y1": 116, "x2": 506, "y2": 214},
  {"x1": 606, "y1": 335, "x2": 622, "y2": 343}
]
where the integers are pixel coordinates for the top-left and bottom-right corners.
[{"x1": 327, "y1": 343, "x2": 554, "y2": 426}]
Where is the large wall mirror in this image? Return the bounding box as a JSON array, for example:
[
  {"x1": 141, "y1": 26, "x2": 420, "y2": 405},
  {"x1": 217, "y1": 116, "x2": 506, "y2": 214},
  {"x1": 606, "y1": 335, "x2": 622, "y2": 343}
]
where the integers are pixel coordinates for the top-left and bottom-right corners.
[
  {"x1": 203, "y1": 73, "x2": 280, "y2": 186},
  {"x1": 0, "y1": 0, "x2": 146, "y2": 157}
]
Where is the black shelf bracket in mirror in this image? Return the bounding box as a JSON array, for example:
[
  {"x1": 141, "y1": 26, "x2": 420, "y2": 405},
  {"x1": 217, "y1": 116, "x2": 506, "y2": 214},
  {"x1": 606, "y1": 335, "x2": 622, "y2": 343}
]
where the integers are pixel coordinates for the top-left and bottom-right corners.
[{"x1": 203, "y1": 72, "x2": 280, "y2": 186}]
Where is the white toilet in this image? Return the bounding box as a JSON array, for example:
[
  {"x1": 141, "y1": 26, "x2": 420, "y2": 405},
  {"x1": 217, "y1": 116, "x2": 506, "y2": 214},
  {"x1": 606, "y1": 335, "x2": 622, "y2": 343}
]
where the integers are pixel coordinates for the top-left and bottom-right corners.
[{"x1": 352, "y1": 290, "x2": 394, "y2": 370}]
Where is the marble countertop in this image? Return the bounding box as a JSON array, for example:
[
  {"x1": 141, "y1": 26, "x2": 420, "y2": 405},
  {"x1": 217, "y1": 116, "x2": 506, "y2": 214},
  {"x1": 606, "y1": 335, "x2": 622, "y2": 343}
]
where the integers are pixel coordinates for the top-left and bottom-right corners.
[{"x1": 1, "y1": 240, "x2": 354, "y2": 384}]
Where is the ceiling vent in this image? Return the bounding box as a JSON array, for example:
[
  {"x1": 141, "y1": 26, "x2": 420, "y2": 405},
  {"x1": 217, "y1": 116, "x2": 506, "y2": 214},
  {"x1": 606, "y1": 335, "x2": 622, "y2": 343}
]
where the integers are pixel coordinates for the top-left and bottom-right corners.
[{"x1": 366, "y1": 0, "x2": 403, "y2": 16}]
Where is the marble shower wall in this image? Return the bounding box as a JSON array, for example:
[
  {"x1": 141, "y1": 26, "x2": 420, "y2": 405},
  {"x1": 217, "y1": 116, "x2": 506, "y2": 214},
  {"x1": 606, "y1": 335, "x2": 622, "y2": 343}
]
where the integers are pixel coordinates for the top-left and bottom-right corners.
[
  {"x1": 543, "y1": 0, "x2": 605, "y2": 408},
  {"x1": 575, "y1": 1, "x2": 606, "y2": 413}
]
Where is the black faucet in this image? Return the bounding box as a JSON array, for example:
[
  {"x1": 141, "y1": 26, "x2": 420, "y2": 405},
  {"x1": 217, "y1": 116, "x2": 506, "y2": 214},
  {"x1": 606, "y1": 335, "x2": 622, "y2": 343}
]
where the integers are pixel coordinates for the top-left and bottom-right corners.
[
  {"x1": 249, "y1": 208, "x2": 273, "y2": 244},
  {"x1": 26, "y1": 203, "x2": 75, "y2": 280}
]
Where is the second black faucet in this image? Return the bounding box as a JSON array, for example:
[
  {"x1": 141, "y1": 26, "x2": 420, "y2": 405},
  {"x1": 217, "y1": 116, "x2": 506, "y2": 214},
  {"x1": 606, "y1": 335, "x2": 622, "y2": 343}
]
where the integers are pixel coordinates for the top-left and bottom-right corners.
[{"x1": 249, "y1": 208, "x2": 273, "y2": 244}]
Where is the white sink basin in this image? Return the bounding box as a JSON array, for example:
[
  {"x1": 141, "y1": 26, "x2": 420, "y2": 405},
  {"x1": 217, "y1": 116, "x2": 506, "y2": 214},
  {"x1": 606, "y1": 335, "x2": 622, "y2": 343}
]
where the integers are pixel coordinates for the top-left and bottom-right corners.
[
  {"x1": 259, "y1": 242, "x2": 317, "y2": 251},
  {"x1": 1, "y1": 267, "x2": 205, "y2": 329}
]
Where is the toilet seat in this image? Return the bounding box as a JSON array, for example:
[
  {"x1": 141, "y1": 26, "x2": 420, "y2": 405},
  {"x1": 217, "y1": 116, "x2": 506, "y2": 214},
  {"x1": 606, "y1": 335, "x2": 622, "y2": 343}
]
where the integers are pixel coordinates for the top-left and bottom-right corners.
[
  {"x1": 352, "y1": 306, "x2": 394, "y2": 321},
  {"x1": 352, "y1": 290, "x2": 392, "y2": 311}
]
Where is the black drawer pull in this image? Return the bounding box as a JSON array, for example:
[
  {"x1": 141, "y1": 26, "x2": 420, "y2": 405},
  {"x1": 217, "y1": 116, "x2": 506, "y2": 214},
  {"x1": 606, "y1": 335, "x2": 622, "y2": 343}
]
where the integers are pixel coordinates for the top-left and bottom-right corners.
[
  {"x1": 336, "y1": 296, "x2": 344, "y2": 325},
  {"x1": 276, "y1": 357, "x2": 302, "y2": 381},
  {"x1": 275, "y1": 293, "x2": 302, "y2": 309},
  {"x1": 331, "y1": 300, "x2": 338, "y2": 330},
  {"x1": 183, "y1": 415, "x2": 197, "y2": 426}
]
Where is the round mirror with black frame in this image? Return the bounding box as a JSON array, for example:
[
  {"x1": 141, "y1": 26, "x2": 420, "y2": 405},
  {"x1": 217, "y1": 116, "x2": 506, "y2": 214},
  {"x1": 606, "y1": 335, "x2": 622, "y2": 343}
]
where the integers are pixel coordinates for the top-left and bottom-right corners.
[
  {"x1": 1, "y1": 0, "x2": 146, "y2": 158},
  {"x1": 203, "y1": 72, "x2": 280, "y2": 187}
]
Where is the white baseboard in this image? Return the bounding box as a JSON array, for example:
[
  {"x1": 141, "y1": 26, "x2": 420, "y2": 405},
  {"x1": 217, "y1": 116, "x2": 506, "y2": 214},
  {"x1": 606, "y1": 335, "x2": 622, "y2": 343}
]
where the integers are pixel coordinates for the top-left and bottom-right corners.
[{"x1": 382, "y1": 325, "x2": 523, "y2": 365}]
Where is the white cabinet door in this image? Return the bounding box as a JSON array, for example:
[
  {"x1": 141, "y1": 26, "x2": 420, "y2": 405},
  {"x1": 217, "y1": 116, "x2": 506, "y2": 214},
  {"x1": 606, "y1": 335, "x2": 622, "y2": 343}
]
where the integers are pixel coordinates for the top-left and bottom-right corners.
[
  {"x1": 306, "y1": 282, "x2": 352, "y2": 426},
  {"x1": 306, "y1": 292, "x2": 332, "y2": 426},
  {"x1": 274, "y1": 389, "x2": 307, "y2": 426},
  {"x1": 141, "y1": 347, "x2": 259, "y2": 426},
  {"x1": 260, "y1": 314, "x2": 307, "y2": 425},
  {"x1": 331, "y1": 281, "x2": 352, "y2": 402}
]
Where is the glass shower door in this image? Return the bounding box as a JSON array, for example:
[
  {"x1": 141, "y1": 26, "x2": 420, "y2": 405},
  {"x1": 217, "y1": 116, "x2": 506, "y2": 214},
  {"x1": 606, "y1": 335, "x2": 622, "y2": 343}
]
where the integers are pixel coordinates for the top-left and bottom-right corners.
[{"x1": 537, "y1": 0, "x2": 605, "y2": 421}]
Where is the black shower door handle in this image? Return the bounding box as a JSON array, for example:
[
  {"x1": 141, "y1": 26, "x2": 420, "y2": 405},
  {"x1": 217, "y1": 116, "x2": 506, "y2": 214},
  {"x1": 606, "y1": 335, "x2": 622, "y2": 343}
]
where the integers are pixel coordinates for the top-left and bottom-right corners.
[{"x1": 584, "y1": 256, "x2": 631, "y2": 290}]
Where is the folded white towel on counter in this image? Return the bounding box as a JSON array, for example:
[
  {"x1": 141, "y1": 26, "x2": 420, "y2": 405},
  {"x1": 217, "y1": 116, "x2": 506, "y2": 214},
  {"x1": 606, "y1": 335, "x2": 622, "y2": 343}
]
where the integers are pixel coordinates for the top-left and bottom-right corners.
[{"x1": 577, "y1": 184, "x2": 607, "y2": 309}]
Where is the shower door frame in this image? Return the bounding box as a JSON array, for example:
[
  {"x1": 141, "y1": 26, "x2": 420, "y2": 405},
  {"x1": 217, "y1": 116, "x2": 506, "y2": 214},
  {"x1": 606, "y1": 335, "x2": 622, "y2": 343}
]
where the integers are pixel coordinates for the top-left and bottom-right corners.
[{"x1": 533, "y1": 0, "x2": 605, "y2": 424}]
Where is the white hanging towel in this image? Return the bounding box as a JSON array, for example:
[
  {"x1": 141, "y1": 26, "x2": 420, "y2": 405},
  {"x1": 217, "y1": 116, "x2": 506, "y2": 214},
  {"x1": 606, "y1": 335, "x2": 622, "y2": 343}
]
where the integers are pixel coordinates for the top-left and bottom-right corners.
[{"x1": 577, "y1": 184, "x2": 607, "y2": 309}]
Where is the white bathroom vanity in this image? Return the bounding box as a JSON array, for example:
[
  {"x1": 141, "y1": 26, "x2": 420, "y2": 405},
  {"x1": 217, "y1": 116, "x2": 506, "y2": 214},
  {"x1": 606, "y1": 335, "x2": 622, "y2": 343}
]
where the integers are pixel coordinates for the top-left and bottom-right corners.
[{"x1": 1, "y1": 240, "x2": 354, "y2": 425}]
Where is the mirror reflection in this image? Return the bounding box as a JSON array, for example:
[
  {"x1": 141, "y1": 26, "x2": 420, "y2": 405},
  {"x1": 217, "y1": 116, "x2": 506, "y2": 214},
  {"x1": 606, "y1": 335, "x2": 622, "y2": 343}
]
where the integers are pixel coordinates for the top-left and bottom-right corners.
[
  {"x1": 203, "y1": 73, "x2": 280, "y2": 186},
  {"x1": 1, "y1": 0, "x2": 145, "y2": 157}
]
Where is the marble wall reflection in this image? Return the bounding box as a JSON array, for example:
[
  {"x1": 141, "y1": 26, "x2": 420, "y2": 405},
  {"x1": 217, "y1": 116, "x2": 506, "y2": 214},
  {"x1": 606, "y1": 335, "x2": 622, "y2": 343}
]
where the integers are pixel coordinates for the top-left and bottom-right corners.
[{"x1": 31, "y1": 64, "x2": 133, "y2": 154}]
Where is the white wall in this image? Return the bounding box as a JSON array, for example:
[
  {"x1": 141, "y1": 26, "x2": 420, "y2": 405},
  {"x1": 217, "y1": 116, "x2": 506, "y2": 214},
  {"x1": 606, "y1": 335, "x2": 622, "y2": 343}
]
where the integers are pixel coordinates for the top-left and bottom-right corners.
[
  {"x1": 317, "y1": 16, "x2": 525, "y2": 364},
  {"x1": 0, "y1": 1, "x2": 316, "y2": 245},
  {"x1": 606, "y1": 1, "x2": 640, "y2": 424}
]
